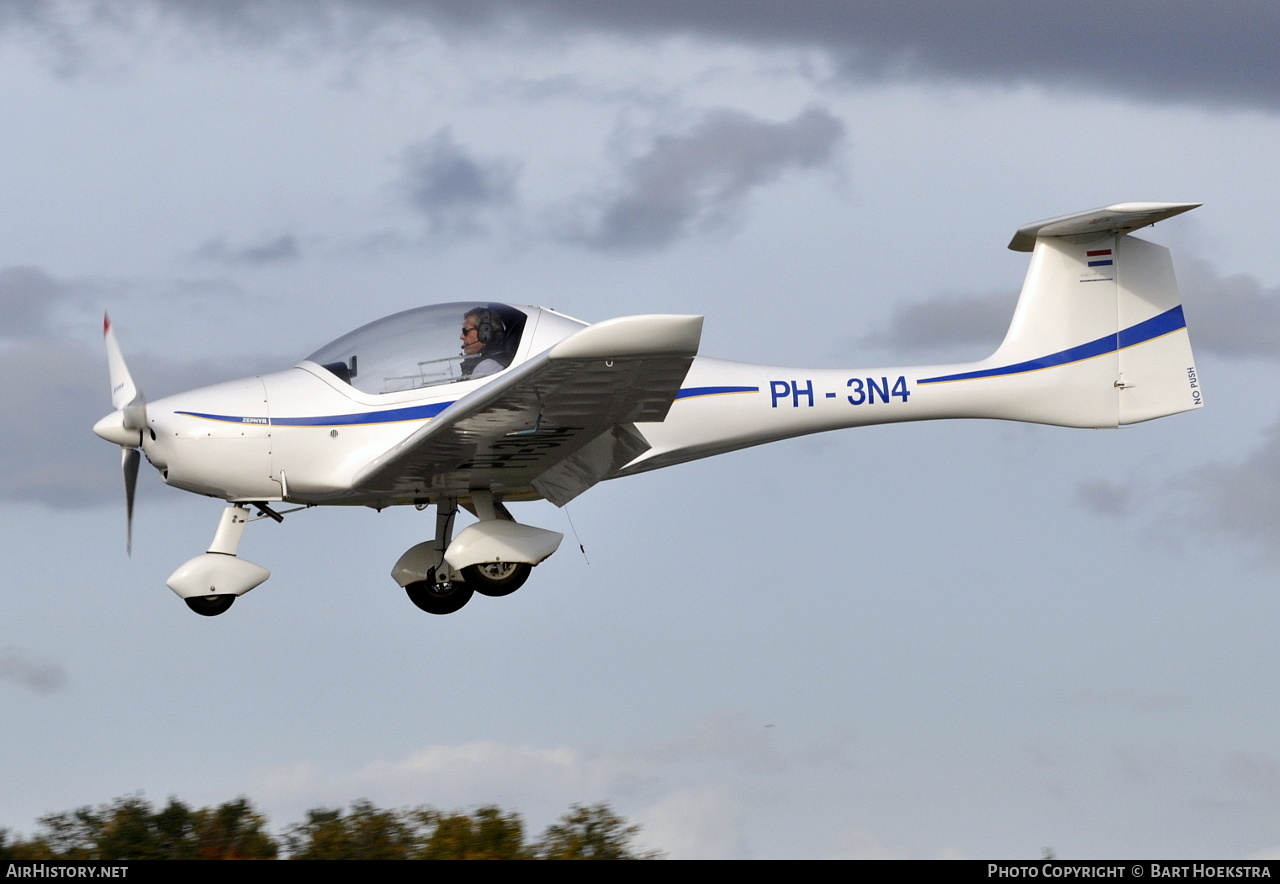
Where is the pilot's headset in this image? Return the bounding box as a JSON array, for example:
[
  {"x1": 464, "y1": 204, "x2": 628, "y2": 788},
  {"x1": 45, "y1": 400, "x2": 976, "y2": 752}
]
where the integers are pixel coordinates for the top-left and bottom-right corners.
[{"x1": 474, "y1": 308, "x2": 506, "y2": 347}]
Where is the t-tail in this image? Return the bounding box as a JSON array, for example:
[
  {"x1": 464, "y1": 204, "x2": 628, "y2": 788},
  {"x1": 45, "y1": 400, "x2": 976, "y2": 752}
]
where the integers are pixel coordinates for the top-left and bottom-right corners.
[{"x1": 919, "y1": 201, "x2": 1203, "y2": 427}]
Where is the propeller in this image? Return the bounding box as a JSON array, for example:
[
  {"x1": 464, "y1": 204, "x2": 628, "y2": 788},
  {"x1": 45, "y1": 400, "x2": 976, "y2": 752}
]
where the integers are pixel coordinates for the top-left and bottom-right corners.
[
  {"x1": 122, "y1": 447, "x2": 140, "y2": 555},
  {"x1": 93, "y1": 314, "x2": 148, "y2": 554}
]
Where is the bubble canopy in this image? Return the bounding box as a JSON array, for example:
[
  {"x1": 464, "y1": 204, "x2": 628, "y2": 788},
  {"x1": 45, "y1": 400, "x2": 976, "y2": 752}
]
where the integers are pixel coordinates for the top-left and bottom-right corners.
[{"x1": 305, "y1": 302, "x2": 527, "y2": 395}]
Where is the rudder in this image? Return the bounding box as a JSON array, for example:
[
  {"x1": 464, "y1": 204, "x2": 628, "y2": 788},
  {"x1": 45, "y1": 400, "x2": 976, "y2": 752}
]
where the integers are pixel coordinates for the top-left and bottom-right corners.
[{"x1": 1114, "y1": 235, "x2": 1201, "y2": 423}]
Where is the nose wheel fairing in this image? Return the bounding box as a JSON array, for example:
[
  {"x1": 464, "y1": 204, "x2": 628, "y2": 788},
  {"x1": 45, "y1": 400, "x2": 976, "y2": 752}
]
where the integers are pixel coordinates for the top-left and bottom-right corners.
[
  {"x1": 167, "y1": 553, "x2": 270, "y2": 600},
  {"x1": 166, "y1": 505, "x2": 270, "y2": 614}
]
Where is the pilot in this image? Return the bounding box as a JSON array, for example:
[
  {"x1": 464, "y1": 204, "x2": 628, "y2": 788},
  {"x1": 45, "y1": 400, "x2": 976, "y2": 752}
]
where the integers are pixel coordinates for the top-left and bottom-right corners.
[{"x1": 460, "y1": 306, "x2": 509, "y2": 379}]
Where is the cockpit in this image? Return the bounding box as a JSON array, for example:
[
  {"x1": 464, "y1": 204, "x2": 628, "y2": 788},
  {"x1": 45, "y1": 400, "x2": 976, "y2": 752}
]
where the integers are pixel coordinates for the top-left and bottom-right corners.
[{"x1": 305, "y1": 302, "x2": 527, "y2": 395}]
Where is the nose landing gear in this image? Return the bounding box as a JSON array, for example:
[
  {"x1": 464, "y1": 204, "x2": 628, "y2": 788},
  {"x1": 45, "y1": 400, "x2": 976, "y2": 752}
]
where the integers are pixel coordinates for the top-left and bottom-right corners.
[
  {"x1": 185, "y1": 594, "x2": 237, "y2": 617},
  {"x1": 166, "y1": 504, "x2": 271, "y2": 617}
]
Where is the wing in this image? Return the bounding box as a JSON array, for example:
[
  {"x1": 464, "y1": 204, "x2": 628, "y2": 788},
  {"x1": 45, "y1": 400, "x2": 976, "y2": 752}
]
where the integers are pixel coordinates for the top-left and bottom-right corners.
[{"x1": 352, "y1": 314, "x2": 703, "y2": 506}]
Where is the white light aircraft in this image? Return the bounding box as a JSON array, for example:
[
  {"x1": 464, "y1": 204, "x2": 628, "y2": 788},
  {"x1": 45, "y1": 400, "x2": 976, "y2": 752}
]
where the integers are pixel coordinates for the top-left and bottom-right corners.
[{"x1": 94, "y1": 202, "x2": 1204, "y2": 616}]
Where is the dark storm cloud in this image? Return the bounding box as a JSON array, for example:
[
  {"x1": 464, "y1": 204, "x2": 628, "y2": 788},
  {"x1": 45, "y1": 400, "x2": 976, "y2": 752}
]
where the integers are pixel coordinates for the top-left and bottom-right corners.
[
  {"x1": 2, "y1": 338, "x2": 118, "y2": 507},
  {"x1": 1225, "y1": 751, "x2": 1280, "y2": 802},
  {"x1": 0, "y1": 265, "x2": 277, "y2": 508},
  {"x1": 1074, "y1": 479, "x2": 1132, "y2": 518},
  {"x1": 0, "y1": 647, "x2": 67, "y2": 694},
  {"x1": 859, "y1": 290, "x2": 1015, "y2": 359},
  {"x1": 0, "y1": 337, "x2": 272, "y2": 508},
  {"x1": 867, "y1": 255, "x2": 1280, "y2": 557},
  {"x1": 14, "y1": 2, "x2": 1280, "y2": 113},
  {"x1": 193, "y1": 234, "x2": 301, "y2": 266},
  {"x1": 868, "y1": 259, "x2": 1280, "y2": 362},
  {"x1": 0, "y1": 266, "x2": 75, "y2": 340},
  {"x1": 1180, "y1": 259, "x2": 1280, "y2": 361},
  {"x1": 1187, "y1": 420, "x2": 1280, "y2": 558},
  {"x1": 500, "y1": 1, "x2": 1280, "y2": 112},
  {"x1": 570, "y1": 107, "x2": 844, "y2": 251},
  {"x1": 400, "y1": 129, "x2": 518, "y2": 237},
  {"x1": 1171, "y1": 262, "x2": 1280, "y2": 556},
  {"x1": 0, "y1": 266, "x2": 122, "y2": 505}
]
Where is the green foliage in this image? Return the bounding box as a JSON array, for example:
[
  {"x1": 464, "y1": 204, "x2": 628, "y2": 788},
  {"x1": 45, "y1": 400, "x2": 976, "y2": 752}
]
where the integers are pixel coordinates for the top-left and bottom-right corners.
[
  {"x1": 284, "y1": 800, "x2": 416, "y2": 860},
  {"x1": 151, "y1": 798, "x2": 199, "y2": 860},
  {"x1": 0, "y1": 828, "x2": 16, "y2": 861},
  {"x1": 3, "y1": 795, "x2": 657, "y2": 860},
  {"x1": 190, "y1": 798, "x2": 277, "y2": 860},
  {"x1": 413, "y1": 805, "x2": 528, "y2": 859},
  {"x1": 283, "y1": 802, "x2": 527, "y2": 859},
  {"x1": 536, "y1": 803, "x2": 662, "y2": 860},
  {"x1": 4, "y1": 795, "x2": 276, "y2": 860}
]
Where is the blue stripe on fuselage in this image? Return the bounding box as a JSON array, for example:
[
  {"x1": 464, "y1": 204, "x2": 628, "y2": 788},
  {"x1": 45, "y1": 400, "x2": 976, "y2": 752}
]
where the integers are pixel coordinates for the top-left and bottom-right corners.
[
  {"x1": 917, "y1": 305, "x2": 1187, "y2": 385},
  {"x1": 176, "y1": 401, "x2": 454, "y2": 427},
  {"x1": 176, "y1": 385, "x2": 762, "y2": 426},
  {"x1": 674, "y1": 385, "x2": 759, "y2": 400}
]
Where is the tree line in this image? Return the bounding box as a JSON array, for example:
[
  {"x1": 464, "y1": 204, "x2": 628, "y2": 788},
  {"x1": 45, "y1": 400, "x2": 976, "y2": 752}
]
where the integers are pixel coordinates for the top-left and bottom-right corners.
[{"x1": 0, "y1": 795, "x2": 660, "y2": 860}]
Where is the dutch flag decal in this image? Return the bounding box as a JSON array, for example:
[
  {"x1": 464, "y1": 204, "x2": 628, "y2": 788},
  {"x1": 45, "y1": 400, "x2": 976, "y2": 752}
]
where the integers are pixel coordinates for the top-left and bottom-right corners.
[{"x1": 1086, "y1": 248, "x2": 1113, "y2": 267}]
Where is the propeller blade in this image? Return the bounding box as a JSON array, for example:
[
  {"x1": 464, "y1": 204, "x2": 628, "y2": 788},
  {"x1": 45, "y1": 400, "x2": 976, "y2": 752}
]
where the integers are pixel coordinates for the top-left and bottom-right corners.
[
  {"x1": 123, "y1": 447, "x2": 139, "y2": 556},
  {"x1": 101, "y1": 314, "x2": 147, "y2": 554},
  {"x1": 103, "y1": 313, "x2": 139, "y2": 411},
  {"x1": 102, "y1": 313, "x2": 147, "y2": 433}
]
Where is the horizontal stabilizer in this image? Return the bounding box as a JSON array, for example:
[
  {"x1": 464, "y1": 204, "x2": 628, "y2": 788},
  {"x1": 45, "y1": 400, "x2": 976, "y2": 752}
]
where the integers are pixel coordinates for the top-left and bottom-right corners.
[{"x1": 1008, "y1": 202, "x2": 1200, "y2": 252}]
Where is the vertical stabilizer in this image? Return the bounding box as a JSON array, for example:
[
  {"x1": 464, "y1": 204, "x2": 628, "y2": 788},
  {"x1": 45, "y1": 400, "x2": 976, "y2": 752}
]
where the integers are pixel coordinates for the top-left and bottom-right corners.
[{"x1": 978, "y1": 203, "x2": 1202, "y2": 427}]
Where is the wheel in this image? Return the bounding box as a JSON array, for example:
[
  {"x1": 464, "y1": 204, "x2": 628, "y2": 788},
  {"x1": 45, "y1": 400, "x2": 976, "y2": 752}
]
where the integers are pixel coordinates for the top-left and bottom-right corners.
[
  {"x1": 405, "y1": 579, "x2": 474, "y2": 615},
  {"x1": 185, "y1": 595, "x2": 235, "y2": 617},
  {"x1": 462, "y1": 562, "x2": 531, "y2": 598}
]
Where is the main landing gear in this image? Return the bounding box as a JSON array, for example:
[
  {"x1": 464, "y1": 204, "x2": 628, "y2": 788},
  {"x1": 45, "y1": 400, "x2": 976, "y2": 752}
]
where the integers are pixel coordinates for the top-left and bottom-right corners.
[
  {"x1": 464, "y1": 562, "x2": 531, "y2": 597},
  {"x1": 405, "y1": 574, "x2": 474, "y2": 615},
  {"x1": 403, "y1": 562, "x2": 531, "y2": 614},
  {"x1": 391, "y1": 494, "x2": 559, "y2": 615}
]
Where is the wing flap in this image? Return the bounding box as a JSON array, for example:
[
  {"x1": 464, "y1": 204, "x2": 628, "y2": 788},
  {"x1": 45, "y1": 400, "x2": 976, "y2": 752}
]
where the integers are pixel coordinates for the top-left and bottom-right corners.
[
  {"x1": 531, "y1": 422, "x2": 650, "y2": 506},
  {"x1": 352, "y1": 314, "x2": 703, "y2": 503}
]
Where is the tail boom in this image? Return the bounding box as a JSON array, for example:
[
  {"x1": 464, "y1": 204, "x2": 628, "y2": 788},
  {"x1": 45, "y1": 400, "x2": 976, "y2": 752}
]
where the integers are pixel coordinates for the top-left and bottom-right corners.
[{"x1": 619, "y1": 202, "x2": 1202, "y2": 475}]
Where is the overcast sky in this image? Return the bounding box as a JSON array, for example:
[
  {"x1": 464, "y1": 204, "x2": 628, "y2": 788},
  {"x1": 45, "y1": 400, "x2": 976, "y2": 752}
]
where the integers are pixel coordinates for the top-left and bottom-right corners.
[{"x1": 3, "y1": 1, "x2": 1279, "y2": 859}]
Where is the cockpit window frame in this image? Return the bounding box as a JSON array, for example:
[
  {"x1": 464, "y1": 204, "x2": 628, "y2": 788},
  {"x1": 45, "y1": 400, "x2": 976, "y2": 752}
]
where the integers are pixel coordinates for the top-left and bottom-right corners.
[{"x1": 304, "y1": 302, "x2": 528, "y2": 396}]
